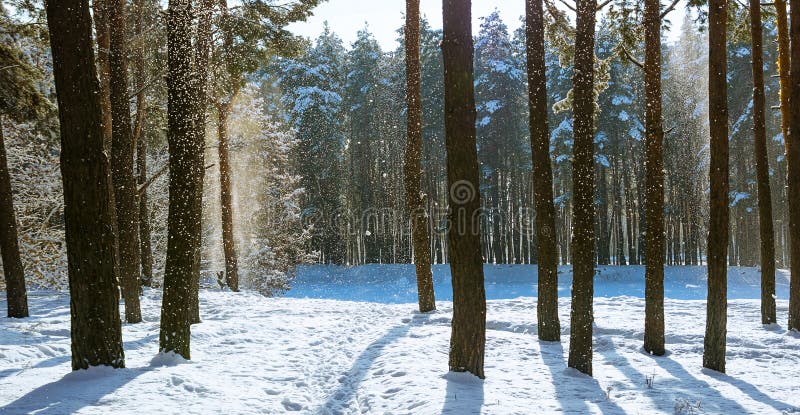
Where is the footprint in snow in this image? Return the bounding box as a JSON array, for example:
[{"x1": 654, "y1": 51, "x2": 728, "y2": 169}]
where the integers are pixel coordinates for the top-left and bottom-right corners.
[{"x1": 281, "y1": 398, "x2": 303, "y2": 411}]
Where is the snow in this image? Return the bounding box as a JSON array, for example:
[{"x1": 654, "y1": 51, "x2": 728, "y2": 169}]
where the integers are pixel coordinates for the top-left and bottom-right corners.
[{"x1": 1, "y1": 265, "x2": 799, "y2": 414}]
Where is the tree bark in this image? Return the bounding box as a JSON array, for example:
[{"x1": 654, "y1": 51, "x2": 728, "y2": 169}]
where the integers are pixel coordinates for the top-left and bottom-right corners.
[
  {"x1": 749, "y1": 0, "x2": 777, "y2": 325},
  {"x1": 188, "y1": 0, "x2": 216, "y2": 324},
  {"x1": 526, "y1": 0, "x2": 560, "y2": 342},
  {"x1": 91, "y1": 0, "x2": 113, "y2": 150},
  {"x1": 45, "y1": 0, "x2": 125, "y2": 370},
  {"x1": 0, "y1": 117, "x2": 28, "y2": 318},
  {"x1": 133, "y1": 0, "x2": 153, "y2": 288},
  {"x1": 568, "y1": 0, "x2": 597, "y2": 376},
  {"x1": 787, "y1": 0, "x2": 800, "y2": 331},
  {"x1": 405, "y1": 0, "x2": 436, "y2": 313},
  {"x1": 775, "y1": 0, "x2": 791, "y2": 158},
  {"x1": 217, "y1": 103, "x2": 239, "y2": 292},
  {"x1": 109, "y1": 0, "x2": 142, "y2": 323},
  {"x1": 704, "y1": 0, "x2": 729, "y2": 373},
  {"x1": 160, "y1": 0, "x2": 202, "y2": 359},
  {"x1": 442, "y1": 0, "x2": 486, "y2": 379},
  {"x1": 643, "y1": 0, "x2": 665, "y2": 356}
]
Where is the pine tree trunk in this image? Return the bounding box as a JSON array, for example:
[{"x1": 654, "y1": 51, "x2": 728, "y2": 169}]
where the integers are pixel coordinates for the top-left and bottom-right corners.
[
  {"x1": 45, "y1": 0, "x2": 125, "y2": 369},
  {"x1": 109, "y1": 0, "x2": 142, "y2": 324},
  {"x1": 775, "y1": 0, "x2": 791, "y2": 159},
  {"x1": 0, "y1": 117, "x2": 28, "y2": 318},
  {"x1": 217, "y1": 103, "x2": 239, "y2": 292},
  {"x1": 787, "y1": 0, "x2": 800, "y2": 331},
  {"x1": 92, "y1": 0, "x2": 113, "y2": 150},
  {"x1": 643, "y1": 0, "x2": 665, "y2": 356},
  {"x1": 442, "y1": 0, "x2": 486, "y2": 379},
  {"x1": 704, "y1": 0, "x2": 729, "y2": 373},
  {"x1": 526, "y1": 0, "x2": 560, "y2": 342},
  {"x1": 136, "y1": 125, "x2": 153, "y2": 287},
  {"x1": 188, "y1": 0, "x2": 216, "y2": 324},
  {"x1": 133, "y1": 0, "x2": 152, "y2": 288},
  {"x1": 405, "y1": 0, "x2": 436, "y2": 313},
  {"x1": 568, "y1": 0, "x2": 597, "y2": 376},
  {"x1": 749, "y1": 0, "x2": 777, "y2": 325},
  {"x1": 160, "y1": 0, "x2": 202, "y2": 359}
]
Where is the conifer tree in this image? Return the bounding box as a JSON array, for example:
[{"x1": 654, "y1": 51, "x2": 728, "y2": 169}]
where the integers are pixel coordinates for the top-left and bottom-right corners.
[
  {"x1": 442, "y1": 0, "x2": 487, "y2": 379},
  {"x1": 405, "y1": 0, "x2": 436, "y2": 312},
  {"x1": 704, "y1": 0, "x2": 730, "y2": 372},
  {"x1": 45, "y1": 0, "x2": 125, "y2": 369}
]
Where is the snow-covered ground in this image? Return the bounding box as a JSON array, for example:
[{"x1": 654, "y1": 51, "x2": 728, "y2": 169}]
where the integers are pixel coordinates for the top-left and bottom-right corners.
[{"x1": 1, "y1": 265, "x2": 799, "y2": 414}]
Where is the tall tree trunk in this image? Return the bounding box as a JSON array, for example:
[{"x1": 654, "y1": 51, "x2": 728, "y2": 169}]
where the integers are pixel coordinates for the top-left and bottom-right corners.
[
  {"x1": 775, "y1": 0, "x2": 791, "y2": 158},
  {"x1": 217, "y1": 103, "x2": 239, "y2": 292},
  {"x1": 188, "y1": 0, "x2": 216, "y2": 324},
  {"x1": 160, "y1": 0, "x2": 201, "y2": 359},
  {"x1": 109, "y1": 0, "x2": 142, "y2": 323},
  {"x1": 643, "y1": 0, "x2": 665, "y2": 356},
  {"x1": 133, "y1": 0, "x2": 152, "y2": 288},
  {"x1": 405, "y1": 0, "x2": 436, "y2": 313},
  {"x1": 568, "y1": 0, "x2": 597, "y2": 376},
  {"x1": 787, "y1": 0, "x2": 800, "y2": 331},
  {"x1": 704, "y1": 0, "x2": 729, "y2": 373},
  {"x1": 218, "y1": 0, "x2": 240, "y2": 292},
  {"x1": 0, "y1": 117, "x2": 28, "y2": 318},
  {"x1": 92, "y1": 0, "x2": 113, "y2": 149},
  {"x1": 45, "y1": 0, "x2": 125, "y2": 370},
  {"x1": 749, "y1": 0, "x2": 777, "y2": 325},
  {"x1": 526, "y1": 0, "x2": 560, "y2": 342},
  {"x1": 442, "y1": 0, "x2": 486, "y2": 379}
]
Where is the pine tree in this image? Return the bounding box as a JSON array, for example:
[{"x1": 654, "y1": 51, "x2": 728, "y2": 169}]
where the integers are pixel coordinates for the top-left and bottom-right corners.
[
  {"x1": 568, "y1": 0, "x2": 598, "y2": 376},
  {"x1": 160, "y1": 0, "x2": 202, "y2": 359},
  {"x1": 133, "y1": 0, "x2": 154, "y2": 288},
  {"x1": 45, "y1": 0, "x2": 125, "y2": 369},
  {"x1": 0, "y1": 117, "x2": 27, "y2": 318},
  {"x1": 279, "y1": 26, "x2": 346, "y2": 264},
  {"x1": 442, "y1": 0, "x2": 487, "y2": 379},
  {"x1": 526, "y1": 0, "x2": 560, "y2": 342},
  {"x1": 749, "y1": 0, "x2": 777, "y2": 324},
  {"x1": 188, "y1": 0, "x2": 215, "y2": 324},
  {"x1": 643, "y1": 0, "x2": 665, "y2": 356},
  {"x1": 787, "y1": 0, "x2": 800, "y2": 331},
  {"x1": 109, "y1": 0, "x2": 143, "y2": 323},
  {"x1": 704, "y1": 0, "x2": 730, "y2": 372},
  {"x1": 217, "y1": 0, "x2": 240, "y2": 292},
  {"x1": 92, "y1": 0, "x2": 113, "y2": 149},
  {"x1": 404, "y1": 0, "x2": 436, "y2": 312}
]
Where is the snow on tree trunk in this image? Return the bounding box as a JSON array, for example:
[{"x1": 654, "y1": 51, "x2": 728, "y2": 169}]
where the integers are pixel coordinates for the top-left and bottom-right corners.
[{"x1": 160, "y1": 0, "x2": 202, "y2": 359}]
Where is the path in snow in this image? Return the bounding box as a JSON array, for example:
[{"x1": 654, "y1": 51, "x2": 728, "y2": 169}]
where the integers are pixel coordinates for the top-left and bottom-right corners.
[{"x1": 0, "y1": 266, "x2": 799, "y2": 414}]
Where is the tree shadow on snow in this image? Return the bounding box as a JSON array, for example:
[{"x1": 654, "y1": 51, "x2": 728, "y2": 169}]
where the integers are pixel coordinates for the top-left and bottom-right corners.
[
  {"x1": 596, "y1": 343, "x2": 678, "y2": 414},
  {"x1": 441, "y1": 371, "x2": 484, "y2": 414},
  {"x1": 703, "y1": 368, "x2": 796, "y2": 413},
  {"x1": 318, "y1": 313, "x2": 429, "y2": 413},
  {"x1": 648, "y1": 354, "x2": 754, "y2": 413},
  {"x1": 0, "y1": 366, "x2": 146, "y2": 414},
  {"x1": 539, "y1": 340, "x2": 626, "y2": 414}
]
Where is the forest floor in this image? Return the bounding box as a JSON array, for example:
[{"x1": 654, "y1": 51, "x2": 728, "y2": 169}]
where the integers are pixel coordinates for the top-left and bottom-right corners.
[{"x1": 1, "y1": 265, "x2": 799, "y2": 414}]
